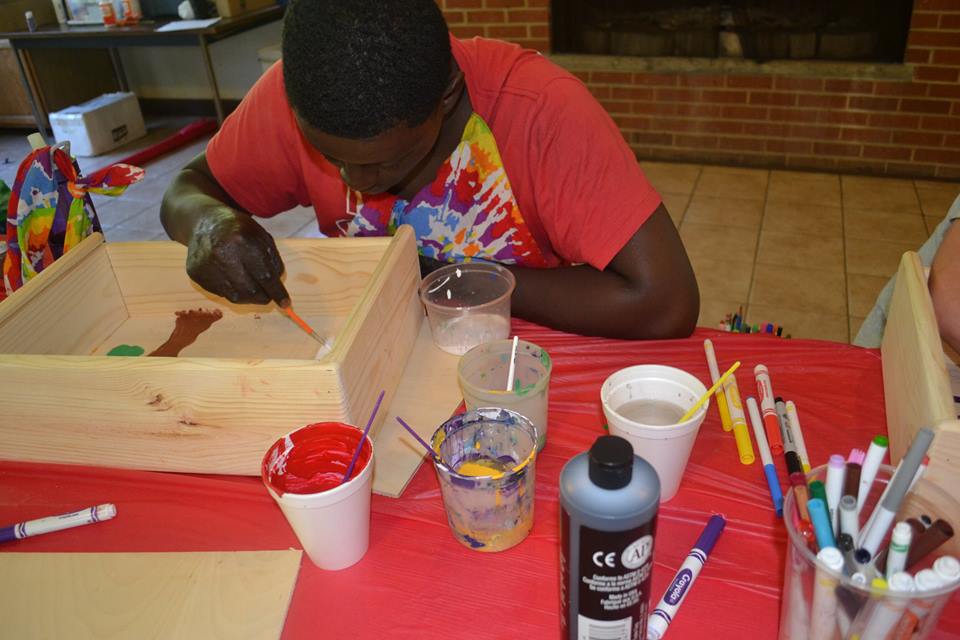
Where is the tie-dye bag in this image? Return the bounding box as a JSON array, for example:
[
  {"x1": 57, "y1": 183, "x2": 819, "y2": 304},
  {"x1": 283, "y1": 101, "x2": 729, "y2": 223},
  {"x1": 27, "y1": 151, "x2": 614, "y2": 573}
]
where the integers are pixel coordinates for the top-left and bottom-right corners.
[{"x1": 0, "y1": 144, "x2": 144, "y2": 300}]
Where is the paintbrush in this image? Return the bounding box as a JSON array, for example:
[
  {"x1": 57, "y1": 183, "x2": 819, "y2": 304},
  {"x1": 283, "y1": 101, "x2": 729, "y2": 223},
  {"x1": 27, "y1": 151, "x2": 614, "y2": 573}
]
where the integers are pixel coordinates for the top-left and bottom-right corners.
[{"x1": 282, "y1": 306, "x2": 331, "y2": 352}]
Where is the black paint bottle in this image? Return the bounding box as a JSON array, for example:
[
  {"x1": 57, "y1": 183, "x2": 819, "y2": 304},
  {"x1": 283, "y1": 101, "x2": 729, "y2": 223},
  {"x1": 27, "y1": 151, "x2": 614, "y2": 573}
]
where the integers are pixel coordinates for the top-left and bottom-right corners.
[{"x1": 559, "y1": 435, "x2": 661, "y2": 640}]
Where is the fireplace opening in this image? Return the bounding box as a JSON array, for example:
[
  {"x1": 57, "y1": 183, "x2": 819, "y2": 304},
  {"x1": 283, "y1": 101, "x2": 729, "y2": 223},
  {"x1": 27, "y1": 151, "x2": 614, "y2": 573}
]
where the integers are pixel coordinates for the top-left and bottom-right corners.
[{"x1": 551, "y1": 1, "x2": 915, "y2": 63}]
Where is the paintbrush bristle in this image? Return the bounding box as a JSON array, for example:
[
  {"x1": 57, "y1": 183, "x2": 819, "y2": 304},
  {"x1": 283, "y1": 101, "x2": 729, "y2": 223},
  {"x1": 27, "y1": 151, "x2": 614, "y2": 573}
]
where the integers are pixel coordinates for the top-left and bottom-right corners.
[{"x1": 848, "y1": 448, "x2": 866, "y2": 465}]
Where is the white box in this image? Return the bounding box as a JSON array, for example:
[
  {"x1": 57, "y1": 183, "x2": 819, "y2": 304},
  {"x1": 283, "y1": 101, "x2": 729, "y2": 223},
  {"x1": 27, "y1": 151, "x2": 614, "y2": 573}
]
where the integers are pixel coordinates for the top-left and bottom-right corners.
[
  {"x1": 258, "y1": 43, "x2": 281, "y2": 73},
  {"x1": 49, "y1": 92, "x2": 147, "y2": 157}
]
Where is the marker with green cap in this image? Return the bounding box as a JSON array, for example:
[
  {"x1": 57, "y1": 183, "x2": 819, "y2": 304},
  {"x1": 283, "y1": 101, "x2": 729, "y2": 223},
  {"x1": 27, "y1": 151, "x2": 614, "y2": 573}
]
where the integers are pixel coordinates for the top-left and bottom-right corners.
[
  {"x1": 857, "y1": 435, "x2": 889, "y2": 516},
  {"x1": 809, "y1": 479, "x2": 828, "y2": 506}
]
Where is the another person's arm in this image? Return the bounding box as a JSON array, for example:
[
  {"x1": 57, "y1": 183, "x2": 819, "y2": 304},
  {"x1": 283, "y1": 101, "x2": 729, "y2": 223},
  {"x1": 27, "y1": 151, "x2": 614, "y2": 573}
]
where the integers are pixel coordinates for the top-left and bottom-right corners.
[{"x1": 930, "y1": 218, "x2": 960, "y2": 353}]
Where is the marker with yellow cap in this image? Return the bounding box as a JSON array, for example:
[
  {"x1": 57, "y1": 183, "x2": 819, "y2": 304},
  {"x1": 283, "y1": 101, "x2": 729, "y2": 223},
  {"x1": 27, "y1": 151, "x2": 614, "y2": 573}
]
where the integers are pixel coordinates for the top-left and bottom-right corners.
[{"x1": 722, "y1": 373, "x2": 755, "y2": 465}]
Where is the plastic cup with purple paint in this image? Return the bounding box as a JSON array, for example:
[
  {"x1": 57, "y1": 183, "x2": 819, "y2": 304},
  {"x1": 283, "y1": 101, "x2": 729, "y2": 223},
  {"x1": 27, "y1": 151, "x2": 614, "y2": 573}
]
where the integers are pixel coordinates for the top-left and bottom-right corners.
[
  {"x1": 430, "y1": 407, "x2": 538, "y2": 552},
  {"x1": 458, "y1": 338, "x2": 552, "y2": 451},
  {"x1": 419, "y1": 262, "x2": 514, "y2": 355},
  {"x1": 261, "y1": 422, "x2": 374, "y2": 570}
]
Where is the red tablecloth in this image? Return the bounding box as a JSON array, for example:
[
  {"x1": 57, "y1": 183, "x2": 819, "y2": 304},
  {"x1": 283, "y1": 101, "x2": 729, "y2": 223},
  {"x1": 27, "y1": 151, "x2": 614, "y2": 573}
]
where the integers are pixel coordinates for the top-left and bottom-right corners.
[{"x1": 2, "y1": 324, "x2": 958, "y2": 639}]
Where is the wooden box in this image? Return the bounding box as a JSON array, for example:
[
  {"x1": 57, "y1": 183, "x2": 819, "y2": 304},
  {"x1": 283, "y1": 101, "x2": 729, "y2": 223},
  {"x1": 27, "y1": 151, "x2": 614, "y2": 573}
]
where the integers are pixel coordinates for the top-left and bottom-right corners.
[
  {"x1": 0, "y1": 227, "x2": 423, "y2": 475},
  {"x1": 881, "y1": 251, "x2": 959, "y2": 516}
]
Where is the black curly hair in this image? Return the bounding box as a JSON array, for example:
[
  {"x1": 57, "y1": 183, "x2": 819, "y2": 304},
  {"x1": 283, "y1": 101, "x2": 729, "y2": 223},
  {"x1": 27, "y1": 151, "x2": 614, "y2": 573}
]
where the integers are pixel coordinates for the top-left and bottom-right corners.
[{"x1": 282, "y1": 0, "x2": 452, "y2": 139}]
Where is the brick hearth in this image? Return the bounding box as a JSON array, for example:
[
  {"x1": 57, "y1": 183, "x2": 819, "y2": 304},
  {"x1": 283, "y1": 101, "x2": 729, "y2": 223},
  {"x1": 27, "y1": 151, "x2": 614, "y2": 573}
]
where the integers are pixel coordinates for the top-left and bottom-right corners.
[{"x1": 438, "y1": 0, "x2": 960, "y2": 179}]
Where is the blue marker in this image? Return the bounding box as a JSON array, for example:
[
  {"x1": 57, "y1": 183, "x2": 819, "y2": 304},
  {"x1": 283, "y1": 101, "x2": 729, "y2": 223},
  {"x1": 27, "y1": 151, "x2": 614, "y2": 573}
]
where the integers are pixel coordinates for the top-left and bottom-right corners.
[
  {"x1": 747, "y1": 397, "x2": 783, "y2": 516},
  {"x1": 648, "y1": 515, "x2": 726, "y2": 640},
  {"x1": 808, "y1": 498, "x2": 837, "y2": 550}
]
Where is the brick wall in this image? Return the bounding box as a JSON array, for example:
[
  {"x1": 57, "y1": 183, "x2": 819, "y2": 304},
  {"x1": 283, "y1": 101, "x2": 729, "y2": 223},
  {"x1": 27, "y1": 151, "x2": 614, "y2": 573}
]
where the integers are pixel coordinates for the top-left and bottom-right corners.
[
  {"x1": 441, "y1": 0, "x2": 550, "y2": 54},
  {"x1": 438, "y1": 0, "x2": 960, "y2": 179}
]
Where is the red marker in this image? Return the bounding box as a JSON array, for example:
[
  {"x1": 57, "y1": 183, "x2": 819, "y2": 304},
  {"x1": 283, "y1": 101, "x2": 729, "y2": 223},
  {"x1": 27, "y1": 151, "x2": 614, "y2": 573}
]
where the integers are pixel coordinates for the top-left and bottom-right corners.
[{"x1": 754, "y1": 364, "x2": 784, "y2": 455}]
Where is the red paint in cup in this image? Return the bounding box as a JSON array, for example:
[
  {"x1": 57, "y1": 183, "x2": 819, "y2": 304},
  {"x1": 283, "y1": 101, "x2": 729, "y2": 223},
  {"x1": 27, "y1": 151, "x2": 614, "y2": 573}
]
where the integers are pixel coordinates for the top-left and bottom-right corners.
[{"x1": 262, "y1": 422, "x2": 372, "y2": 495}]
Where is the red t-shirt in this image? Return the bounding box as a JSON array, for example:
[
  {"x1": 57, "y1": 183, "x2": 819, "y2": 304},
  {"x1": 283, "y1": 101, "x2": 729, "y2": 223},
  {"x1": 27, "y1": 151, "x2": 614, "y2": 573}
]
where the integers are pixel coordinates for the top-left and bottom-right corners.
[{"x1": 206, "y1": 37, "x2": 661, "y2": 271}]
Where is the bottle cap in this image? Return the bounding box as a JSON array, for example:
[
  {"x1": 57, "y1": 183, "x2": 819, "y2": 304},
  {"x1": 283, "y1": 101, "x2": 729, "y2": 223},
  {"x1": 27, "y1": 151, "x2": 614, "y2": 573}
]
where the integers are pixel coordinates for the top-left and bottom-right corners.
[{"x1": 588, "y1": 435, "x2": 633, "y2": 490}]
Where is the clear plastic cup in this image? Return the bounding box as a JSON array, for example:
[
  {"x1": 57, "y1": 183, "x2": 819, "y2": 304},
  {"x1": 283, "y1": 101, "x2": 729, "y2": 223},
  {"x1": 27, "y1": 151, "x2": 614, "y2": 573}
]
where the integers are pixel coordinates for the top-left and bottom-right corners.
[
  {"x1": 430, "y1": 407, "x2": 538, "y2": 552},
  {"x1": 261, "y1": 422, "x2": 374, "y2": 571},
  {"x1": 419, "y1": 262, "x2": 515, "y2": 355},
  {"x1": 600, "y1": 365, "x2": 708, "y2": 502},
  {"x1": 780, "y1": 464, "x2": 960, "y2": 639},
  {"x1": 458, "y1": 338, "x2": 552, "y2": 451}
]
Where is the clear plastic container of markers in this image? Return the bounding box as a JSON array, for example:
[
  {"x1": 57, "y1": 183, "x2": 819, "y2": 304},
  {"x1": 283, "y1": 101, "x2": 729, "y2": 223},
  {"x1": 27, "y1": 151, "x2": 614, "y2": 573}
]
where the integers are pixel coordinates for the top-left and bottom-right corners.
[{"x1": 779, "y1": 464, "x2": 960, "y2": 640}]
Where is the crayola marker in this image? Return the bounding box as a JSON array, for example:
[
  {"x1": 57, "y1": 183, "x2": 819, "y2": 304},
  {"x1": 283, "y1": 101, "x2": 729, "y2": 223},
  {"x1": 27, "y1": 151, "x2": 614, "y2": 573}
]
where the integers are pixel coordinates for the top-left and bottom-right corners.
[
  {"x1": 754, "y1": 365, "x2": 784, "y2": 455},
  {"x1": 747, "y1": 397, "x2": 782, "y2": 516},
  {"x1": 722, "y1": 374, "x2": 755, "y2": 465},
  {"x1": 648, "y1": 515, "x2": 725, "y2": 640},
  {"x1": 703, "y1": 340, "x2": 733, "y2": 432}
]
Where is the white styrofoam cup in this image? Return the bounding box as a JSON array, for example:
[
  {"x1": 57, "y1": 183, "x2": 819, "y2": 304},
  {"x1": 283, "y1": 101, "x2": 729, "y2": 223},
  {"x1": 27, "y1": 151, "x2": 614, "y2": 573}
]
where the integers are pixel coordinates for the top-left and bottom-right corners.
[{"x1": 601, "y1": 365, "x2": 708, "y2": 502}]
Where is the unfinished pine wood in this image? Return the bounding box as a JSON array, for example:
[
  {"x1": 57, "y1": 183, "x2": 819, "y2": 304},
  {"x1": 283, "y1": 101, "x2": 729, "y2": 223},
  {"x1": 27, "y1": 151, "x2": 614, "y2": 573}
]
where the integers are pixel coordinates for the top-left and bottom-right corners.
[
  {"x1": 923, "y1": 419, "x2": 960, "y2": 516},
  {"x1": 372, "y1": 321, "x2": 464, "y2": 497},
  {"x1": 0, "y1": 233, "x2": 128, "y2": 355},
  {"x1": 0, "y1": 227, "x2": 423, "y2": 475},
  {"x1": 91, "y1": 312, "x2": 337, "y2": 359},
  {"x1": 336, "y1": 223, "x2": 423, "y2": 428},
  {"x1": 0, "y1": 551, "x2": 301, "y2": 640},
  {"x1": 0, "y1": 354, "x2": 345, "y2": 473},
  {"x1": 881, "y1": 252, "x2": 956, "y2": 456},
  {"x1": 105, "y1": 238, "x2": 384, "y2": 318},
  {"x1": 903, "y1": 470, "x2": 960, "y2": 557},
  {"x1": 881, "y1": 251, "x2": 960, "y2": 501}
]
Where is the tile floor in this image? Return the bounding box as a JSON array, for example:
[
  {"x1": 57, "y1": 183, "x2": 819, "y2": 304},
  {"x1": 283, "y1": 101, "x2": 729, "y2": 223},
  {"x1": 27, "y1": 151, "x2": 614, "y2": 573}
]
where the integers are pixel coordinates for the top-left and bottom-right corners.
[
  {"x1": 647, "y1": 162, "x2": 960, "y2": 343},
  {"x1": 0, "y1": 119, "x2": 321, "y2": 243},
  {"x1": 1, "y1": 124, "x2": 957, "y2": 344}
]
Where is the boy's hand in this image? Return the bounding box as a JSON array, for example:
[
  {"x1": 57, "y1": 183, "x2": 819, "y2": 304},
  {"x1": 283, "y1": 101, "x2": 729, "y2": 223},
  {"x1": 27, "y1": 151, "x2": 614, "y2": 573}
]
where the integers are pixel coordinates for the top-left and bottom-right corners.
[{"x1": 185, "y1": 207, "x2": 290, "y2": 307}]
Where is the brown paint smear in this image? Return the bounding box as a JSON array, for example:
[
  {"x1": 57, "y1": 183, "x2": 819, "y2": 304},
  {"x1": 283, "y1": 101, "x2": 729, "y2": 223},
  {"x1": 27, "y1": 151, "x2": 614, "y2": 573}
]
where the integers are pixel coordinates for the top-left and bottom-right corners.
[{"x1": 149, "y1": 309, "x2": 224, "y2": 357}]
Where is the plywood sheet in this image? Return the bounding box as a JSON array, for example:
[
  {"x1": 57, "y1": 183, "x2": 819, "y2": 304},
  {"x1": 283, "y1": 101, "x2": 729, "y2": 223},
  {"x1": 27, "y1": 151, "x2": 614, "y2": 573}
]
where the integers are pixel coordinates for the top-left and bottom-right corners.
[
  {"x1": 372, "y1": 322, "x2": 463, "y2": 497},
  {"x1": 0, "y1": 550, "x2": 302, "y2": 640}
]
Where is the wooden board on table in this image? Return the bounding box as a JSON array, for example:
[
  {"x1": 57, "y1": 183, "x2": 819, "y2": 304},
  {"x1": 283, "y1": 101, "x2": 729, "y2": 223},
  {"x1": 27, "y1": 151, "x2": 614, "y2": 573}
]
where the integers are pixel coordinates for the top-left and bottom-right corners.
[
  {"x1": 372, "y1": 321, "x2": 463, "y2": 497},
  {"x1": 881, "y1": 251, "x2": 960, "y2": 505},
  {"x1": 0, "y1": 550, "x2": 302, "y2": 640}
]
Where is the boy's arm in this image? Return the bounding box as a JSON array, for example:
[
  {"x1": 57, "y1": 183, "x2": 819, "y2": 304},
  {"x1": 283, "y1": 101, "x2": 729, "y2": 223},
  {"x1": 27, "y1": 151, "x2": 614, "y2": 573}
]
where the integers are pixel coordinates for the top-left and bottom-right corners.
[
  {"x1": 507, "y1": 204, "x2": 699, "y2": 339},
  {"x1": 160, "y1": 152, "x2": 291, "y2": 307}
]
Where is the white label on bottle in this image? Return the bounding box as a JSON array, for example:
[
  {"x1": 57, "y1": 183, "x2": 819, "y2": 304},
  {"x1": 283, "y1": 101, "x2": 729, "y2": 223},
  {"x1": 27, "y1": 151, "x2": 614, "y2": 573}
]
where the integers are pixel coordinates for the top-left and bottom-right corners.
[{"x1": 577, "y1": 615, "x2": 633, "y2": 640}]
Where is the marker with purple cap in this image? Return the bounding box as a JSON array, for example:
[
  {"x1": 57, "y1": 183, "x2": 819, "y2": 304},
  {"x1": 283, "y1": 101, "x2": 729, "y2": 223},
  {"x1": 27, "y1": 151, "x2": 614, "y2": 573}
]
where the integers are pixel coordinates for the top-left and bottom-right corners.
[{"x1": 648, "y1": 515, "x2": 726, "y2": 640}]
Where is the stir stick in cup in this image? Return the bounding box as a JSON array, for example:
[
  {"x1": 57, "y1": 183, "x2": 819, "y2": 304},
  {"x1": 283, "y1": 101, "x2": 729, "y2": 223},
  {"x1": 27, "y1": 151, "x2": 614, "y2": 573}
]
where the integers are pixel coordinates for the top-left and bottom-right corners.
[
  {"x1": 679, "y1": 361, "x2": 741, "y2": 423},
  {"x1": 505, "y1": 335, "x2": 519, "y2": 391},
  {"x1": 396, "y1": 416, "x2": 446, "y2": 466},
  {"x1": 341, "y1": 390, "x2": 386, "y2": 483}
]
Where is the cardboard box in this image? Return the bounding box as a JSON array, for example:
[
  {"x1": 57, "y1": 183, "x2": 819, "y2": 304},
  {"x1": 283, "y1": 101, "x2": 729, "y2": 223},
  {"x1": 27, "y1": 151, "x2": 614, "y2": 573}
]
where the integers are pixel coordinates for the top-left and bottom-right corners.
[
  {"x1": 49, "y1": 92, "x2": 146, "y2": 157},
  {"x1": 214, "y1": 0, "x2": 273, "y2": 18},
  {"x1": 0, "y1": 227, "x2": 423, "y2": 475},
  {"x1": 258, "y1": 42, "x2": 280, "y2": 73},
  {"x1": 0, "y1": 0, "x2": 57, "y2": 31}
]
